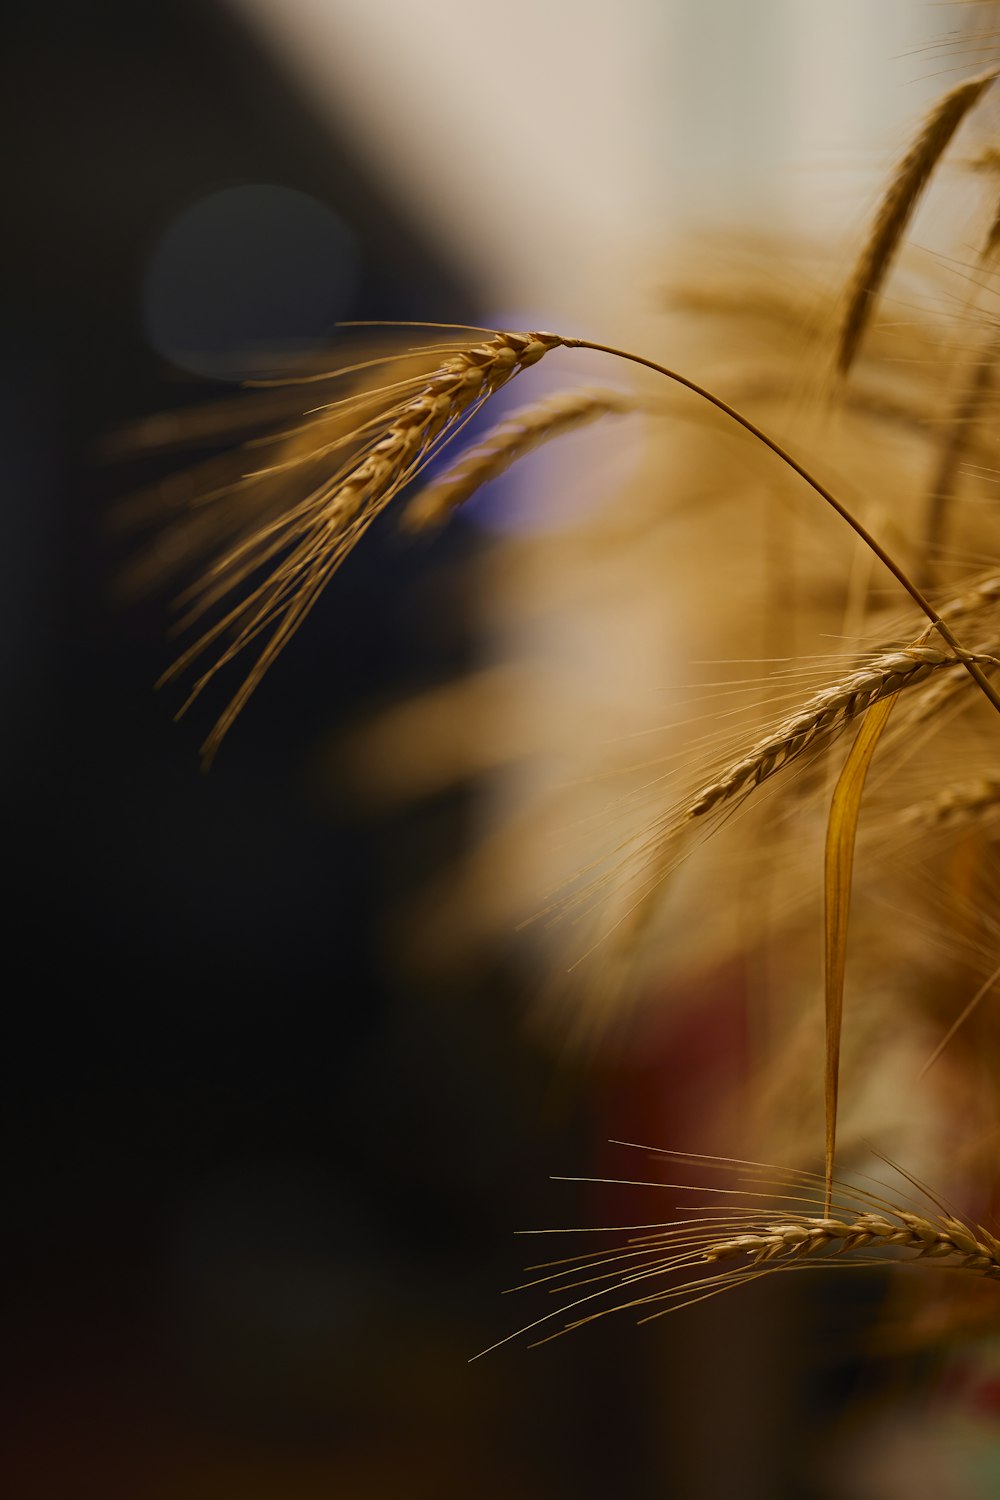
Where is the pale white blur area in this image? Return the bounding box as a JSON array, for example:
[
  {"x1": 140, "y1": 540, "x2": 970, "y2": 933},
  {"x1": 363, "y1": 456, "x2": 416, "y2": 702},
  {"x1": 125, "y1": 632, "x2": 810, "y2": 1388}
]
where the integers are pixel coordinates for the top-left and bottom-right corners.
[
  {"x1": 229, "y1": 1, "x2": 994, "y2": 1076},
  {"x1": 229, "y1": 0, "x2": 658, "y2": 322},
  {"x1": 229, "y1": 0, "x2": 962, "y2": 314}
]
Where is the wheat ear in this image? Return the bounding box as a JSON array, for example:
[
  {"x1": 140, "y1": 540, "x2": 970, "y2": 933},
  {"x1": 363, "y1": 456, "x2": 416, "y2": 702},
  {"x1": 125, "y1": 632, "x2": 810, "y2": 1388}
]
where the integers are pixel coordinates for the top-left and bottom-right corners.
[
  {"x1": 477, "y1": 1153, "x2": 1000, "y2": 1354},
  {"x1": 703, "y1": 1212, "x2": 1000, "y2": 1273},
  {"x1": 838, "y1": 65, "x2": 999, "y2": 375},
  {"x1": 686, "y1": 643, "x2": 976, "y2": 820},
  {"x1": 168, "y1": 330, "x2": 561, "y2": 761},
  {"x1": 680, "y1": 576, "x2": 1000, "y2": 824},
  {"x1": 401, "y1": 387, "x2": 637, "y2": 530}
]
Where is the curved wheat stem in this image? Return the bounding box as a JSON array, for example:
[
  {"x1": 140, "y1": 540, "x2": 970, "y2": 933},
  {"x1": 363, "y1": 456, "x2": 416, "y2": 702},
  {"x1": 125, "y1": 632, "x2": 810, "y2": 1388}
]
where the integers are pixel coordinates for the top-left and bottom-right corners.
[{"x1": 560, "y1": 336, "x2": 1000, "y2": 719}]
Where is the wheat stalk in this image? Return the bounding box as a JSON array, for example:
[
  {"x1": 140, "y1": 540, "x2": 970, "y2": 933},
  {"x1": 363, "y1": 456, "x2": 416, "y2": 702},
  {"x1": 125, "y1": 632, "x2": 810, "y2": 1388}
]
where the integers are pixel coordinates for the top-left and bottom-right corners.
[{"x1": 838, "y1": 64, "x2": 1000, "y2": 374}]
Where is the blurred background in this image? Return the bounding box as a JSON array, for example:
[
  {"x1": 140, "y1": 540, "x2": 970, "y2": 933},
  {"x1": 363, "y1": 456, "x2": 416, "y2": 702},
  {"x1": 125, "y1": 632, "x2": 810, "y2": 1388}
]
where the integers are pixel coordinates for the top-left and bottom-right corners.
[{"x1": 6, "y1": 2, "x2": 1000, "y2": 1497}]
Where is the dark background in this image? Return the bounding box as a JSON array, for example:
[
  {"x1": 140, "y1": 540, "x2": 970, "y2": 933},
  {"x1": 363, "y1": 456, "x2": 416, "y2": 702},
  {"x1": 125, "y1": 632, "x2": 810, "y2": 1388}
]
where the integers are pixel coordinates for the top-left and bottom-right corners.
[{"x1": 2, "y1": 4, "x2": 876, "y2": 1496}]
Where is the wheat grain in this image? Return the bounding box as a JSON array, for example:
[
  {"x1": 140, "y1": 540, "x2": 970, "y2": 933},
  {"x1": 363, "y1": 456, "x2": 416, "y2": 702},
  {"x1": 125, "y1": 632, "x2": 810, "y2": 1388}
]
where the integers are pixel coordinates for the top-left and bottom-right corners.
[{"x1": 838, "y1": 65, "x2": 1000, "y2": 374}]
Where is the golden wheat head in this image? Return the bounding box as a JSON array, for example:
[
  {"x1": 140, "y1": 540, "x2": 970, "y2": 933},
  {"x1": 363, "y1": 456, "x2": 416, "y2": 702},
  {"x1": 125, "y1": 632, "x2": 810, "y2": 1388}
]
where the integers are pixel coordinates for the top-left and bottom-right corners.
[
  {"x1": 477, "y1": 1150, "x2": 1000, "y2": 1356},
  {"x1": 838, "y1": 65, "x2": 999, "y2": 374},
  {"x1": 165, "y1": 329, "x2": 562, "y2": 762}
]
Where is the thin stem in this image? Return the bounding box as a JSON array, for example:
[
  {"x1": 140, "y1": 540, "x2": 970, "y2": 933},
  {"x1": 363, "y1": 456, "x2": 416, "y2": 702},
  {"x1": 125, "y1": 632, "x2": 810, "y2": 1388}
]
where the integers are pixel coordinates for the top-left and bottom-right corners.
[{"x1": 559, "y1": 336, "x2": 1000, "y2": 720}]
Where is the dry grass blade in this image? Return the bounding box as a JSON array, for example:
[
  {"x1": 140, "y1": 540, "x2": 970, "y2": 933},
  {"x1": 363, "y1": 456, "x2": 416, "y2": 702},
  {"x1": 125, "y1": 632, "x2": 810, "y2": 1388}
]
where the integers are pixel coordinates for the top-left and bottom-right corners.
[
  {"x1": 823, "y1": 694, "x2": 896, "y2": 1211},
  {"x1": 401, "y1": 387, "x2": 637, "y2": 530},
  {"x1": 838, "y1": 64, "x2": 1000, "y2": 374}
]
